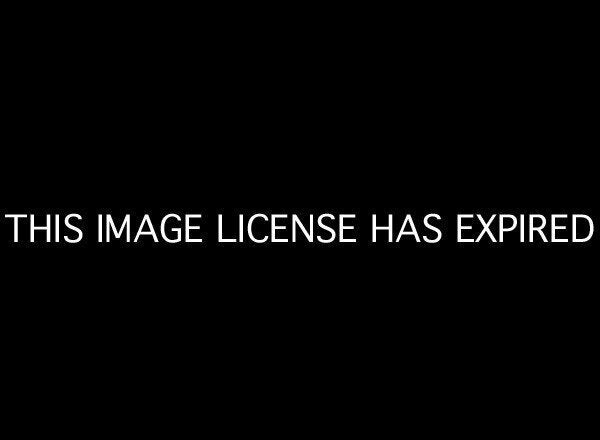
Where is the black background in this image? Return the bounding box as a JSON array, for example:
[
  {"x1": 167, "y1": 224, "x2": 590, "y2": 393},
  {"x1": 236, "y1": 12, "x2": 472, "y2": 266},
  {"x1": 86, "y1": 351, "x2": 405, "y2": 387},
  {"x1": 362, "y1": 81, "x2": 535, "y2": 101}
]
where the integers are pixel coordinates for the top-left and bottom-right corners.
[{"x1": 1, "y1": 6, "x2": 597, "y2": 434}]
